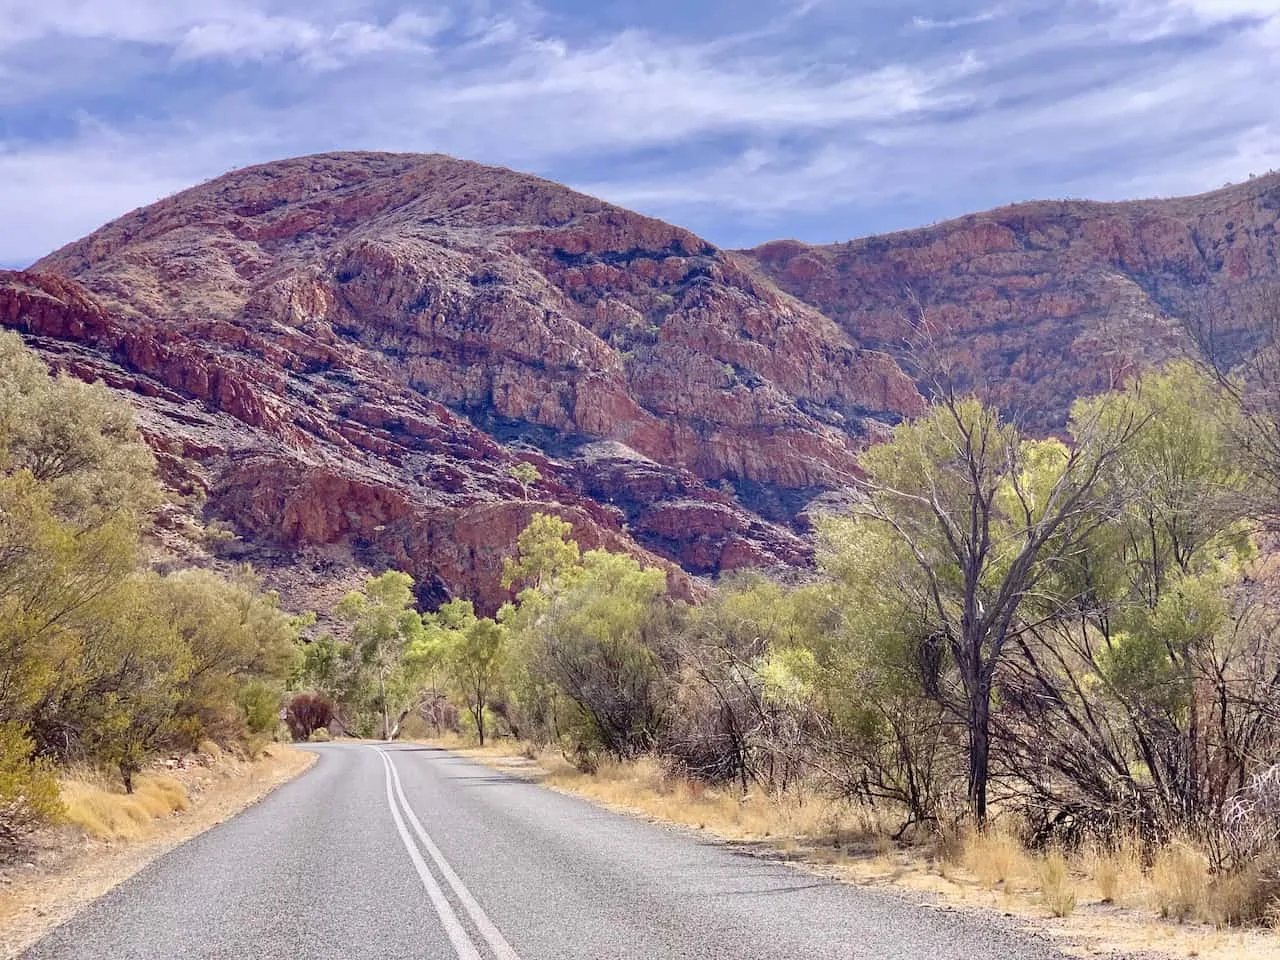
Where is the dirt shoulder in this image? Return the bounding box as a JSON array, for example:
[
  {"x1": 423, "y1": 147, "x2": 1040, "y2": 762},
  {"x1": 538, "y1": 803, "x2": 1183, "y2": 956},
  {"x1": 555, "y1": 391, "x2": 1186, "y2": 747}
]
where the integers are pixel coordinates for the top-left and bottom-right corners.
[
  {"x1": 440, "y1": 741, "x2": 1280, "y2": 960},
  {"x1": 0, "y1": 745, "x2": 315, "y2": 959}
]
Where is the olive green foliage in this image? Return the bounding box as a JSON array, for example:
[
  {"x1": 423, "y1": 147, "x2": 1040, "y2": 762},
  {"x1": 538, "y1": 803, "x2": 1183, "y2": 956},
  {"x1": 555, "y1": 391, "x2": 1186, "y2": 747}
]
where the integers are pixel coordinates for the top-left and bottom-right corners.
[
  {"x1": 850, "y1": 381, "x2": 1143, "y2": 822},
  {"x1": 0, "y1": 332, "x2": 301, "y2": 817},
  {"x1": 501, "y1": 515, "x2": 671, "y2": 763},
  {"x1": 1006, "y1": 363, "x2": 1265, "y2": 831},
  {"x1": 663, "y1": 573, "x2": 825, "y2": 790},
  {"x1": 506, "y1": 461, "x2": 541, "y2": 501},
  {"x1": 797, "y1": 362, "x2": 1278, "y2": 838},
  {"x1": 501, "y1": 512, "x2": 580, "y2": 591},
  {"x1": 0, "y1": 721, "x2": 63, "y2": 845},
  {"x1": 417, "y1": 600, "x2": 508, "y2": 746},
  {"x1": 457, "y1": 364, "x2": 1280, "y2": 852},
  {"x1": 335, "y1": 571, "x2": 424, "y2": 740}
]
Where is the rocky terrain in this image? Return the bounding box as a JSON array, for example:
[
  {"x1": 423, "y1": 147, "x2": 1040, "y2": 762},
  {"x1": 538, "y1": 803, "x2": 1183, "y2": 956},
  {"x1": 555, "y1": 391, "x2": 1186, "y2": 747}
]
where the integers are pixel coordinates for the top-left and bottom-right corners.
[
  {"x1": 1, "y1": 152, "x2": 921, "y2": 610},
  {"x1": 5, "y1": 152, "x2": 1279, "y2": 610},
  {"x1": 744, "y1": 174, "x2": 1280, "y2": 431}
]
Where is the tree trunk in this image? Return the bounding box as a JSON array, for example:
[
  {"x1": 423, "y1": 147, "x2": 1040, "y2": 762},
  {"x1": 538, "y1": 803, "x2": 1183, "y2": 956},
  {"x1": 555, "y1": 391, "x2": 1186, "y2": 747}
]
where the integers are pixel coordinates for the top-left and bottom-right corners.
[
  {"x1": 379, "y1": 670, "x2": 389, "y2": 742},
  {"x1": 474, "y1": 700, "x2": 486, "y2": 747},
  {"x1": 968, "y1": 681, "x2": 991, "y2": 825}
]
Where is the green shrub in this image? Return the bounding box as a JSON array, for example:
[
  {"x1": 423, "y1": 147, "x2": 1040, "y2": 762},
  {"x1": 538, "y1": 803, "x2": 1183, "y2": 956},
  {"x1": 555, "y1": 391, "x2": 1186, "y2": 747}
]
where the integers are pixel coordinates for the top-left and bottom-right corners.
[
  {"x1": 236, "y1": 680, "x2": 282, "y2": 735},
  {"x1": 308, "y1": 728, "x2": 332, "y2": 743},
  {"x1": 0, "y1": 721, "x2": 64, "y2": 847}
]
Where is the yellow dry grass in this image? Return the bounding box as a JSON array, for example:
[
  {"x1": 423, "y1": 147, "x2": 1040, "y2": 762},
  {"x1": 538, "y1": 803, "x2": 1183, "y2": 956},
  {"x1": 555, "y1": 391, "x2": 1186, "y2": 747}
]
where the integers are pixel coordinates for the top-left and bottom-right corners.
[
  {"x1": 1036, "y1": 848, "x2": 1077, "y2": 917},
  {"x1": 1151, "y1": 842, "x2": 1211, "y2": 922},
  {"x1": 961, "y1": 826, "x2": 1035, "y2": 892},
  {"x1": 59, "y1": 772, "x2": 189, "y2": 841},
  {"x1": 540, "y1": 753, "x2": 895, "y2": 845},
  {"x1": 1083, "y1": 836, "x2": 1144, "y2": 906}
]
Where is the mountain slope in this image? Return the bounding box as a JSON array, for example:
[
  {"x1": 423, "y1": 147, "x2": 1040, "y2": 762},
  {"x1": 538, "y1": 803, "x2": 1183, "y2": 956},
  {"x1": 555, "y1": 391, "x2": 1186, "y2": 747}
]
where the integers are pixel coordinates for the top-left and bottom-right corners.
[
  {"x1": 743, "y1": 174, "x2": 1280, "y2": 430},
  {"x1": 11, "y1": 153, "x2": 1279, "y2": 609},
  {"x1": 6, "y1": 152, "x2": 921, "y2": 608}
]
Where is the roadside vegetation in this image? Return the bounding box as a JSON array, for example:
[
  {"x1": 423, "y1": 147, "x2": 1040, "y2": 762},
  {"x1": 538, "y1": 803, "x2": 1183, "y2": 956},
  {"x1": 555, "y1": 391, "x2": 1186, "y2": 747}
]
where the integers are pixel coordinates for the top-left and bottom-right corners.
[
  {"x1": 0, "y1": 332, "x2": 304, "y2": 853},
  {"x1": 293, "y1": 352, "x2": 1280, "y2": 936},
  {"x1": 9, "y1": 303, "x2": 1280, "y2": 940}
]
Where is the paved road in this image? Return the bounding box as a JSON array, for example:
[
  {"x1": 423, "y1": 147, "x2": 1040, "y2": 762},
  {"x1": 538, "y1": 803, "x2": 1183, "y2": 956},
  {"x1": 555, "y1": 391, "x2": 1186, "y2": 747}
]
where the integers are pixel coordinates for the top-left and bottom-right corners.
[{"x1": 24, "y1": 743, "x2": 1069, "y2": 959}]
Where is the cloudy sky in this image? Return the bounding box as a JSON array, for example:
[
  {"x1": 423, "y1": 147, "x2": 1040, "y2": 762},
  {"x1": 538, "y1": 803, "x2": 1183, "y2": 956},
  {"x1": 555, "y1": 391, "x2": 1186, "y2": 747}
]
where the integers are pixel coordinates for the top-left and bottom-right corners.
[{"x1": 1, "y1": 0, "x2": 1278, "y2": 265}]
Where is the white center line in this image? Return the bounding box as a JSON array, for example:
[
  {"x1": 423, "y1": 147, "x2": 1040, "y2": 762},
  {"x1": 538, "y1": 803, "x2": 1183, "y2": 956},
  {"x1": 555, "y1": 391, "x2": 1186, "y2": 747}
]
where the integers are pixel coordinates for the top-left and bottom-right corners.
[
  {"x1": 379, "y1": 747, "x2": 524, "y2": 960},
  {"x1": 378, "y1": 748, "x2": 482, "y2": 960}
]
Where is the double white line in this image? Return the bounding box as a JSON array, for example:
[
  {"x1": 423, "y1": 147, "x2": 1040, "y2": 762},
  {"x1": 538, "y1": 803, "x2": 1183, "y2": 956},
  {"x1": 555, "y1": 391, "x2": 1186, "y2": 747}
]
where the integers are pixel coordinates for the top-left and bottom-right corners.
[{"x1": 377, "y1": 747, "x2": 522, "y2": 960}]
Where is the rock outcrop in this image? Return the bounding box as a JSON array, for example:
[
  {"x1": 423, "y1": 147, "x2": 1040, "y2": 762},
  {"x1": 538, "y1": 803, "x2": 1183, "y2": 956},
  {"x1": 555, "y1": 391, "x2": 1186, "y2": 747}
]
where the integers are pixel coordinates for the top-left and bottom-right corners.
[
  {"x1": 5, "y1": 152, "x2": 920, "y2": 609},
  {"x1": 11, "y1": 152, "x2": 1278, "y2": 610},
  {"x1": 743, "y1": 174, "x2": 1280, "y2": 430}
]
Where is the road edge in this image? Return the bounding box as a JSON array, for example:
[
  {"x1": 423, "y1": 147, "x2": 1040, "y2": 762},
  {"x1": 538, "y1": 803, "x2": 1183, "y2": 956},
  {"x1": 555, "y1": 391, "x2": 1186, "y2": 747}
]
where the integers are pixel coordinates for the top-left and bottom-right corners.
[{"x1": 0, "y1": 746, "x2": 318, "y2": 959}]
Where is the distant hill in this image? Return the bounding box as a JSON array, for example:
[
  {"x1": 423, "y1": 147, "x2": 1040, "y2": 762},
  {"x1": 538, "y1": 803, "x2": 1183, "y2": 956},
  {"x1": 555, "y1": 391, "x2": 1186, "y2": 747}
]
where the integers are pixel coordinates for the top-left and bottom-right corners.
[{"x1": 742, "y1": 174, "x2": 1280, "y2": 431}]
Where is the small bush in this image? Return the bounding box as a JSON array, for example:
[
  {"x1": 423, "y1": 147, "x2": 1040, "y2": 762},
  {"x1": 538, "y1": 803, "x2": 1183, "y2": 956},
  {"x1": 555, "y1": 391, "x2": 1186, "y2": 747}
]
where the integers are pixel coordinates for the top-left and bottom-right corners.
[
  {"x1": 1037, "y1": 849, "x2": 1077, "y2": 917},
  {"x1": 236, "y1": 681, "x2": 283, "y2": 736},
  {"x1": 0, "y1": 722, "x2": 64, "y2": 847},
  {"x1": 285, "y1": 693, "x2": 334, "y2": 741},
  {"x1": 308, "y1": 728, "x2": 332, "y2": 743}
]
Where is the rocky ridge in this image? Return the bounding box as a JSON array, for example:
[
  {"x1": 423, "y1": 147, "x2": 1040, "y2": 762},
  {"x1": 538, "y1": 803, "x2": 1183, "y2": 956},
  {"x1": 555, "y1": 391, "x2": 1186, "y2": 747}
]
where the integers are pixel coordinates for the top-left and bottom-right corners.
[
  {"x1": 8, "y1": 153, "x2": 1279, "y2": 610},
  {"x1": 4, "y1": 152, "x2": 921, "y2": 609},
  {"x1": 744, "y1": 173, "x2": 1280, "y2": 430}
]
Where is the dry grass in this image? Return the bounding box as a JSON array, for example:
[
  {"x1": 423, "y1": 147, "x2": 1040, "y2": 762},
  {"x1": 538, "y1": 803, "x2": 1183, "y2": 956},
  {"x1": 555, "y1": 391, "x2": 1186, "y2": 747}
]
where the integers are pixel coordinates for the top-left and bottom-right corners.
[
  {"x1": 1150, "y1": 842, "x2": 1211, "y2": 922},
  {"x1": 961, "y1": 826, "x2": 1034, "y2": 892},
  {"x1": 1037, "y1": 849, "x2": 1078, "y2": 917},
  {"x1": 1083, "y1": 836, "x2": 1144, "y2": 906},
  {"x1": 539, "y1": 754, "x2": 893, "y2": 846},
  {"x1": 59, "y1": 773, "x2": 189, "y2": 841}
]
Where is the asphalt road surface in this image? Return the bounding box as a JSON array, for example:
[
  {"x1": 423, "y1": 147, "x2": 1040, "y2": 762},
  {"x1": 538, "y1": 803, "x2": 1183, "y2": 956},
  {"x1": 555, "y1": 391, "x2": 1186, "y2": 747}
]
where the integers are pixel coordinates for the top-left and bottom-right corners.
[{"x1": 24, "y1": 743, "x2": 1070, "y2": 960}]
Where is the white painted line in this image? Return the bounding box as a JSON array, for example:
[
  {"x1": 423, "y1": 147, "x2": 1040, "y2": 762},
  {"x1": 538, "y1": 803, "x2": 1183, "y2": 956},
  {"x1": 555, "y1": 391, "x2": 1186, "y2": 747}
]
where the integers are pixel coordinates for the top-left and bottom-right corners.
[
  {"x1": 380, "y1": 747, "x2": 523, "y2": 960},
  {"x1": 378, "y1": 749, "x2": 482, "y2": 960}
]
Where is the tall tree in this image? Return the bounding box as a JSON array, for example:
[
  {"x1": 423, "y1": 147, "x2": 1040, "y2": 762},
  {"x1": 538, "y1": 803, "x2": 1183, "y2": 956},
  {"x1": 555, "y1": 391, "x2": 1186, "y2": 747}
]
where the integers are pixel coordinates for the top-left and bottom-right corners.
[
  {"x1": 856, "y1": 385, "x2": 1139, "y2": 822},
  {"x1": 1001, "y1": 364, "x2": 1264, "y2": 831},
  {"x1": 336, "y1": 572, "x2": 424, "y2": 740}
]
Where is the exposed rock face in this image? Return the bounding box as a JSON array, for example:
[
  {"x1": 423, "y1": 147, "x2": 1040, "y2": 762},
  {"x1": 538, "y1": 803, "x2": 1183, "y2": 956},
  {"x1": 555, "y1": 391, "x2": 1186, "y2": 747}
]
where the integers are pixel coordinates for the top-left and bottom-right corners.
[
  {"x1": 35, "y1": 152, "x2": 920, "y2": 485},
  {"x1": 5, "y1": 152, "x2": 920, "y2": 609},
  {"x1": 14, "y1": 152, "x2": 1274, "y2": 609},
  {"x1": 743, "y1": 174, "x2": 1280, "y2": 430},
  {"x1": 1, "y1": 270, "x2": 690, "y2": 611}
]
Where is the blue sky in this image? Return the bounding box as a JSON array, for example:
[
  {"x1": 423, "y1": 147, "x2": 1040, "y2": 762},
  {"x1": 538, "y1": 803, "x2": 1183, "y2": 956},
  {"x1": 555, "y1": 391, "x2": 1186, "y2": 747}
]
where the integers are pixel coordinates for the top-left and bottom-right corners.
[{"x1": 1, "y1": 0, "x2": 1278, "y2": 266}]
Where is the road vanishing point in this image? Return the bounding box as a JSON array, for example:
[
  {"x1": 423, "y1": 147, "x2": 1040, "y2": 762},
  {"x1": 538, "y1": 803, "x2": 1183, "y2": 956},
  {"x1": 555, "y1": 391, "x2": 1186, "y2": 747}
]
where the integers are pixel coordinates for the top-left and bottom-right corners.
[{"x1": 24, "y1": 743, "x2": 1070, "y2": 959}]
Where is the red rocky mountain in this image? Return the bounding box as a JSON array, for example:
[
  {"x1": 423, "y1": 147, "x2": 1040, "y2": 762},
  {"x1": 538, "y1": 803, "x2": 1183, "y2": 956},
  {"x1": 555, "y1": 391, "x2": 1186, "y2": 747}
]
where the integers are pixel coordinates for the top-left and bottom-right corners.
[
  {"x1": 7, "y1": 153, "x2": 1277, "y2": 610},
  {"x1": 744, "y1": 173, "x2": 1280, "y2": 431},
  {"x1": 1, "y1": 152, "x2": 920, "y2": 610}
]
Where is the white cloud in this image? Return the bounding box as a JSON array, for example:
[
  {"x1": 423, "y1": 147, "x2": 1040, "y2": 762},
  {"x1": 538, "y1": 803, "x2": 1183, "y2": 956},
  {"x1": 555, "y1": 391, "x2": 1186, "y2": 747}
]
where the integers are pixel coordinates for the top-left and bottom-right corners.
[
  {"x1": 1, "y1": 0, "x2": 1279, "y2": 260},
  {"x1": 912, "y1": 8, "x2": 1003, "y2": 29},
  {"x1": 1096, "y1": 0, "x2": 1279, "y2": 41},
  {"x1": 173, "y1": 10, "x2": 448, "y2": 66},
  {"x1": 0, "y1": 2, "x2": 451, "y2": 65}
]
